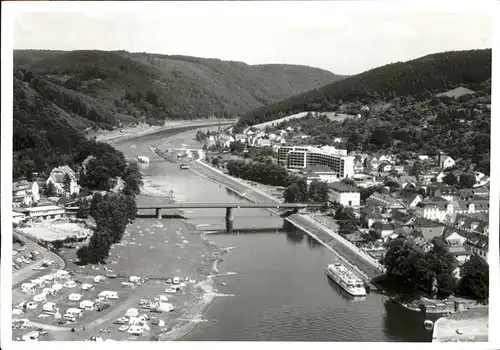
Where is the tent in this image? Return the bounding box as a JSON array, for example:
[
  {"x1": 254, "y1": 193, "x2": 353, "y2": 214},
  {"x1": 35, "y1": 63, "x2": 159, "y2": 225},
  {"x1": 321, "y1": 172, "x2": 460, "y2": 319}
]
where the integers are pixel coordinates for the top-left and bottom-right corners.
[
  {"x1": 81, "y1": 283, "x2": 94, "y2": 290},
  {"x1": 52, "y1": 283, "x2": 63, "y2": 291},
  {"x1": 158, "y1": 302, "x2": 175, "y2": 312},
  {"x1": 42, "y1": 302, "x2": 57, "y2": 312},
  {"x1": 63, "y1": 280, "x2": 77, "y2": 288},
  {"x1": 33, "y1": 294, "x2": 46, "y2": 302},
  {"x1": 93, "y1": 275, "x2": 106, "y2": 283}
]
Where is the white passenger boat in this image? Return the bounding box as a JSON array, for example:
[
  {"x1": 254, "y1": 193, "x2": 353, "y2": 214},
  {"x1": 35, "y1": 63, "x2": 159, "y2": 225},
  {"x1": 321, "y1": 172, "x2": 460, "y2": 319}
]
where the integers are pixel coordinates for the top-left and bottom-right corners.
[{"x1": 326, "y1": 263, "x2": 367, "y2": 297}]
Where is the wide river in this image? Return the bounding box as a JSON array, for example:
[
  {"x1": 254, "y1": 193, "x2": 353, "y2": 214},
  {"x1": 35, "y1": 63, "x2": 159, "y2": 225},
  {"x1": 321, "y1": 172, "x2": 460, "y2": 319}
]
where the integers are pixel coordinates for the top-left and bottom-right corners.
[{"x1": 112, "y1": 126, "x2": 434, "y2": 342}]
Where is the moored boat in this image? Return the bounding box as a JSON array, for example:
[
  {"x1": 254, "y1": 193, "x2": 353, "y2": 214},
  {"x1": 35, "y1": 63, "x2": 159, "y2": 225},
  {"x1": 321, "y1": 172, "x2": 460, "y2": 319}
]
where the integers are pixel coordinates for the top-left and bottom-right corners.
[{"x1": 326, "y1": 263, "x2": 367, "y2": 297}]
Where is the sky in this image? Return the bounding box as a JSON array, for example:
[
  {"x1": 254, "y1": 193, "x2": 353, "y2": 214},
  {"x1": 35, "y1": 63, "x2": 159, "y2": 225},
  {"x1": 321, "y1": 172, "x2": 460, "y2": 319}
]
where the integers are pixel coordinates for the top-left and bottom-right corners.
[{"x1": 13, "y1": 2, "x2": 492, "y2": 75}]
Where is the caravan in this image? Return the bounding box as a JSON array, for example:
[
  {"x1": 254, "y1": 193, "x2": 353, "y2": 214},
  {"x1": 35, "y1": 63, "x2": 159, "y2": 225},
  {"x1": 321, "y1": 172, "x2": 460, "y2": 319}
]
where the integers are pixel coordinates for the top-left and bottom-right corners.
[
  {"x1": 98, "y1": 291, "x2": 119, "y2": 300},
  {"x1": 68, "y1": 293, "x2": 82, "y2": 301},
  {"x1": 79, "y1": 300, "x2": 96, "y2": 311},
  {"x1": 21, "y1": 283, "x2": 36, "y2": 294},
  {"x1": 65, "y1": 307, "x2": 83, "y2": 318},
  {"x1": 42, "y1": 302, "x2": 57, "y2": 314}
]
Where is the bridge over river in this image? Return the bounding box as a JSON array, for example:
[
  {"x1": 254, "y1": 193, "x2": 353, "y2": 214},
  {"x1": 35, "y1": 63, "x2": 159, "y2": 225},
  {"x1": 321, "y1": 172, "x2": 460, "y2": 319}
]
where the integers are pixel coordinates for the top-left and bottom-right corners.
[{"x1": 137, "y1": 202, "x2": 325, "y2": 232}]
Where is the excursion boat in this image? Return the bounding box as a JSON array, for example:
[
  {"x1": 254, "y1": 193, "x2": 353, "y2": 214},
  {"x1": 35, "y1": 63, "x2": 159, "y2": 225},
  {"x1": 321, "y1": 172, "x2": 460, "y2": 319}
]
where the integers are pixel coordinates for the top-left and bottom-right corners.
[{"x1": 326, "y1": 263, "x2": 367, "y2": 297}]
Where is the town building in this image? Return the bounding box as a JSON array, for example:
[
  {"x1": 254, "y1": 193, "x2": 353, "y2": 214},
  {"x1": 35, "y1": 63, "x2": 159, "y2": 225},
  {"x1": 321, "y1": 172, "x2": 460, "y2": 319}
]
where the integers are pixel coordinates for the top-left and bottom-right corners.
[
  {"x1": 13, "y1": 205, "x2": 66, "y2": 221},
  {"x1": 415, "y1": 198, "x2": 454, "y2": 223},
  {"x1": 464, "y1": 234, "x2": 489, "y2": 263},
  {"x1": 443, "y1": 230, "x2": 470, "y2": 265},
  {"x1": 12, "y1": 181, "x2": 40, "y2": 207},
  {"x1": 398, "y1": 192, "x2": 423, "y2": 209},
  {"x1": 327, "y1": 182, "x2": 360, "y2": 208},
  {"x1": 453, "y1": 213, "x2": 489, "y2": 235},
  {"x1": 46, "y1": 166, "x2": 80, "y2": 196},
  {"x1": 437, "y1": 153, "x2": 456, "y2": 169},
  {"x1": 405, "y1": 217, "x2": 446, "y2": 241},
  {"x1": 302, "y1": 165, "x2": 339, "y2": 184},
  {"x1": 277, "y1": 145, "x2": 354, "y2": 178},
  {"x1": 365, "y1": 192, "x2": 405, "y2": 210}
]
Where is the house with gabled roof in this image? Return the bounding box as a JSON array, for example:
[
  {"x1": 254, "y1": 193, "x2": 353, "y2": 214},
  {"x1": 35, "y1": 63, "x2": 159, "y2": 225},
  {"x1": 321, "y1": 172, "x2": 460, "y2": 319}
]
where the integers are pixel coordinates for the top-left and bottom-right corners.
[
  {"x1": 464, "y1": 234, "x2": 488, "y2": 263},
  {"x1": 398, "y1": 192, "x2": 423, "y2": 209},
  {"x1": 415, "y1": 197, "x2": 454, "y2": 223},
  {"x1": 405, "y1": 217, "x2": 446, "y2": 241},
  {"x1": 390, "y1": 209, "x2": 414, "y2": 226},
  {"x1": 46, "y1": 165, "x2": 80, "y2": 196},
  {"x1": 360, "y1": 206, "x2": 385, "y2": 228},
  {"x1": 378, "y1": 163, "x2": 392, "y2": 173},
  {"x1": 454, "y1": 214, "x2": 489, "y2": 235},
  {"x1": 327, "y1": 181, "x2": 360, "y2": 208},
  {"x1": 372, "y1": 221, "x2": 402, "y2": 240},
  {"x1": 365, "y1": 192, "x2": 405, "y2": 210},
  {"x1": 13, "y1": 180, "x2": 40, "y2": 207}
]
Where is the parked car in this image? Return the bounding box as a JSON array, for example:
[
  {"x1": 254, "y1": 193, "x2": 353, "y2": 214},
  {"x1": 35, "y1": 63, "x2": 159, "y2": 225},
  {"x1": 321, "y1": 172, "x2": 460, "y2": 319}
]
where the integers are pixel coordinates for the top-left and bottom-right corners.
[
  {"x1": 97, "y1": 303, "x2": 110, "y2": 312},
  {"x1": 113, "y1": 317, "x2": 128, "y2": 325}
]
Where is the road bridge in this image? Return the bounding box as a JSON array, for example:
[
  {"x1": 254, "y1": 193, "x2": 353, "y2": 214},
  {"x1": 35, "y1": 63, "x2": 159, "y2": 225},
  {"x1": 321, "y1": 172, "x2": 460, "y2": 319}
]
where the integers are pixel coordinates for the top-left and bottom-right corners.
[{"x1": 137, "y1": 202, "x2": 325, "y2": 232}]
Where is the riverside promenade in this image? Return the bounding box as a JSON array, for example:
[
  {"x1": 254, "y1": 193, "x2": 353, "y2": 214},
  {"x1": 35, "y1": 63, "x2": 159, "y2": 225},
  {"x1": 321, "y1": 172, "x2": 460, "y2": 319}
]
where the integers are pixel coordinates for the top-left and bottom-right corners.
[{"x1": 190, "y1": 159, "x2": 384, "y2": 283}]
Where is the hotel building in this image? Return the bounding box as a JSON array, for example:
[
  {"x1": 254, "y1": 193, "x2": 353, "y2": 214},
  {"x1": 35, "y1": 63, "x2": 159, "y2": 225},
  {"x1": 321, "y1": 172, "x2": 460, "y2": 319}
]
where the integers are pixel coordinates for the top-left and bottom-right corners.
[{"x1": 277, "y1": 145, "x2": 354, "y2": 178}]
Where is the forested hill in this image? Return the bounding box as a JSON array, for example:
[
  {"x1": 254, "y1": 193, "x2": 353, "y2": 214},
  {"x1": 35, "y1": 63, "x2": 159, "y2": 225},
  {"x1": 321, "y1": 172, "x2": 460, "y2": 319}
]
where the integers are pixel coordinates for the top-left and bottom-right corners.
[
  {"x1": 239, "y1": 49, "x2": 492, "y2": 126},
  {"x1": 14, "y1": 50, "x2": 342, "y2": 126}
]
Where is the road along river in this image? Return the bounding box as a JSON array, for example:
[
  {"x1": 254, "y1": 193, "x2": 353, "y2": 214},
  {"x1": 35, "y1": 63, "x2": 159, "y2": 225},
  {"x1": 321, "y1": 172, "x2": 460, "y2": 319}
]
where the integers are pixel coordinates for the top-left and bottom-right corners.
[{"x1": 111, "y1": 125, "x2": 434, "y2": 342}]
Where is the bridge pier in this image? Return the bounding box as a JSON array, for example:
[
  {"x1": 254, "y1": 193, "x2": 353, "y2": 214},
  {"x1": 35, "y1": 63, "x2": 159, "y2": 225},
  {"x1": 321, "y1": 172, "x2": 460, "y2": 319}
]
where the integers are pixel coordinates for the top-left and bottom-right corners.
[
  {"x1": 156, "y1": 208, "x2": 162, "y2": 219},
  {"x1": 225, "y1": 207, "x2": 234, "y2": 232}
]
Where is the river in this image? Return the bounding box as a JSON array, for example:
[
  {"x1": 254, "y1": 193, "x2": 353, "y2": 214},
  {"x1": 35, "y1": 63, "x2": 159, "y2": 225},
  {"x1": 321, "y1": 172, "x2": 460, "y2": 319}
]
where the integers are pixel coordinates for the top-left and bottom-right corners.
[{"x1": 111, "y1": 126, "x2": 434, "y2": 342}]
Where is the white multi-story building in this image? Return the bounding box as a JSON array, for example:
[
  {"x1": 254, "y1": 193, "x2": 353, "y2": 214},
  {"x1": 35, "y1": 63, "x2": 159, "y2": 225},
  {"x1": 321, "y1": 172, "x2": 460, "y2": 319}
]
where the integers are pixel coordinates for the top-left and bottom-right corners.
[
  {"x1": 14, "y1": 205, "x2": 66, "y2": 221},
  {"x1": 328, "y1": 182, "x2": 360, "y2": 208},
  {"x1": 277, "y1": 145, "x2": 354, "y2": 179}
]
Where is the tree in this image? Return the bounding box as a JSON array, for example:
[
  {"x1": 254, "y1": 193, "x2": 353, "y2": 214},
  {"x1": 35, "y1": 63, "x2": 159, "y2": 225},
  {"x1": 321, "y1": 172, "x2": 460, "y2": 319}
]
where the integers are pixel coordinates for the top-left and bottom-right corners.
[
  {"x1": 123, "y1": 162, "x2": 143, "y2": 196},
  {"x1": 459, "y1": 173, "x2": 476, "y2": 189},
  {"x1": 284, "y1": 178, "x2": 309, "y2": 203},
  {"x1": 334, "y1": 206, "x2": 359, "y2": 235},
  {"x1": 63, "y1": 173, "x2": 72, "y2": 193},
  {"x1": 229, "y1": 141, "x2": 245, "y2": 154},
  {"x1": 458, "y1": 255, "x2": 489, "y2": 300},
  {"x1": 43, "y1": 181, "x2": 56, "y2": 197},
  {"x1": 442, "y1": 173, "x2": 458, "y2": 186},
  {"x1": 92, "y1": 193, "x2": 137, "y2": 244},
  {"x1": 90, "y1": 192, "x2": 103, "y2": 219},
  {"x1": 308, "y1": 180, "x2": 329, "y2": 204},
  {"x1": 211, "y1": 157, "x2": 220, "y2": 168},
  {"x1": 76, "y1": 199, "x2": 90, "y2": 219}
]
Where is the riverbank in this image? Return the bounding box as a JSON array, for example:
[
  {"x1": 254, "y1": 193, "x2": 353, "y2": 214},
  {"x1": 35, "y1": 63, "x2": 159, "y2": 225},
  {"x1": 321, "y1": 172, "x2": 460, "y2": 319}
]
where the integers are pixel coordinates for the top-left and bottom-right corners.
[{"x1": 91, "y1": 119, "x2": 236, "y2": 144}]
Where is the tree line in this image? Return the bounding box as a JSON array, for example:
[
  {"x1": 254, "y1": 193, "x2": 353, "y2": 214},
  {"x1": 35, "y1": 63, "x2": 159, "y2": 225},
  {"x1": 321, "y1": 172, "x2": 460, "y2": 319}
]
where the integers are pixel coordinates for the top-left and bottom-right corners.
[
  {"x1": 383, "y1": 237, "x2": 488, "y2": 300},
  {"x1": 239, "y1": 49, "x2": 492, "y2": 126}
]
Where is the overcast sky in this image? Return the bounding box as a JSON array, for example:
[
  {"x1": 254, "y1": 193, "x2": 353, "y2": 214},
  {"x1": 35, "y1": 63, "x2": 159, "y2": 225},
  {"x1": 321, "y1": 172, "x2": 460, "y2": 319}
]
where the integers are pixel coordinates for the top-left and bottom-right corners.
[{"x1": 13, "y1": 3, "x2": 492, "y2": 75}]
